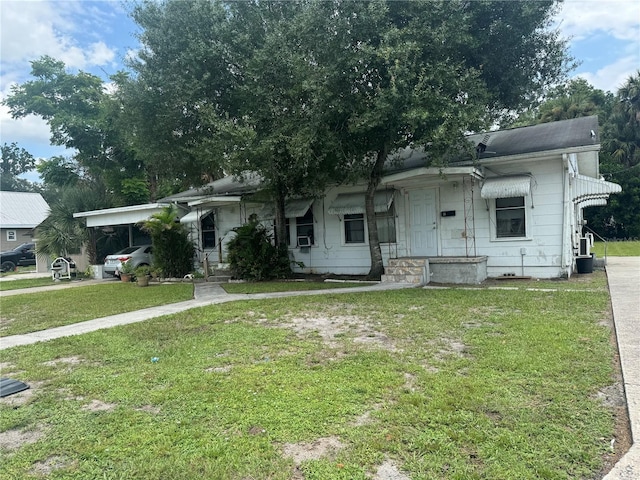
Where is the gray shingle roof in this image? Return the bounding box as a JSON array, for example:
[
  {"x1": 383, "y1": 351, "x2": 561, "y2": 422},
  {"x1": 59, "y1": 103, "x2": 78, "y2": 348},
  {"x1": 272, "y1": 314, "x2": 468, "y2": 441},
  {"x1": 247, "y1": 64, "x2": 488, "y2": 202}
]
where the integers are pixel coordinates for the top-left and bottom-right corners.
[
  {"x1": 468, "y1": 115, "x2": 599, "y2": 160},
  {"x1": 0, "y1": 192, "x2": 50, "y2": 229}
]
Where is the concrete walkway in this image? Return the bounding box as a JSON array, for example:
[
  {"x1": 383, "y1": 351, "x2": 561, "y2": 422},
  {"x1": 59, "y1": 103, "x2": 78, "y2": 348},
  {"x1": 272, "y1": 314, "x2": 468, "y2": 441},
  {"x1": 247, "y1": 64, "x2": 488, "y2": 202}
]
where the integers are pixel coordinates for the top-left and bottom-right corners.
[
  {"x1": 603, "y1": 256, "x2": 640, "y2": 480},
  {"x1": 1, "y1": 261, "x2": 639, "y2": 478},
  {"x1": 0, "y1": 281, "x2": 413, "y2": 349}
]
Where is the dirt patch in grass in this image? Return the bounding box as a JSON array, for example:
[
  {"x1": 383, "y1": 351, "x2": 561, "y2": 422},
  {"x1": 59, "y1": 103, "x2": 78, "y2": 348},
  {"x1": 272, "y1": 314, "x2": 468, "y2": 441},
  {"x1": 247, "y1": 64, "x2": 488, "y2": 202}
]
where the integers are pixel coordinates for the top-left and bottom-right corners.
[
  {"x1": 282, "y1": 436, "x2": 345, "y2": 464},
  {"x1": 280, "y1": 313, "x2": 398, "y2": 351},
  {"x1": 42, "y1": 356, "x2": 84, "y2": 366},
  {"x1": 82, "y1": 399, "x2": 116, "y2": 412},
  {"x1": 135, "y1": 405, "x2": 161, "y2": 414},
  {"x1": 0, "y1": 425, "x2": 45, "y2": 451},
  {"x1": 30, "y1": 455, "x2": 74, "y2": 475},
  {"x1": 373, "y1": 460, "x2": 411, "y2": 480}
]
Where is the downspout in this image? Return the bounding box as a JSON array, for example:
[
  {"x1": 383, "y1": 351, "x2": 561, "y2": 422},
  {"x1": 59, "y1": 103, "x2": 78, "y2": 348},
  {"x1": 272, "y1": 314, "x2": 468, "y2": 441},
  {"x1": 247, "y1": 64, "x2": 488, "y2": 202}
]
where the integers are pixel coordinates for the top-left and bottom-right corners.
[{"x1": 561, "y1": 154, "x2": 574, "y2": 277}]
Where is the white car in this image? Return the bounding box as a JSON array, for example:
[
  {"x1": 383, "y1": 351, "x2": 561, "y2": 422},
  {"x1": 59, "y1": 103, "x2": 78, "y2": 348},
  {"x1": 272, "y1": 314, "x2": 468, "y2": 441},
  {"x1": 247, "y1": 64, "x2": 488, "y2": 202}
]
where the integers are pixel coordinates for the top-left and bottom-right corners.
[{"x1": 104, "y1": 245, "x2": 153, "y2": 277}]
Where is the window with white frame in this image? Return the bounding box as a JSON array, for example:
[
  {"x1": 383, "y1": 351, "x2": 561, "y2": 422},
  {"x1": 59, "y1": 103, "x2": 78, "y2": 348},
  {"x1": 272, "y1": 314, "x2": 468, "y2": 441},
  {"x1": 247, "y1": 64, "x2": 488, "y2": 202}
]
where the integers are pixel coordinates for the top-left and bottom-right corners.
[
  {"x1": 201, "y1": 213, "x2": 216, "y2": 248},
  {"x1": 495, "y1": 197, "x2": 526, "y2": 238},
  {"x1": 6, "y1": 230, "x2": 16, "y2": 241},
  {"x1": 295, "y1": 209, "x2": 314, "y2": 246},
  {"x1": 344, "y1": 214, "x2": 365, "y2": 243}
]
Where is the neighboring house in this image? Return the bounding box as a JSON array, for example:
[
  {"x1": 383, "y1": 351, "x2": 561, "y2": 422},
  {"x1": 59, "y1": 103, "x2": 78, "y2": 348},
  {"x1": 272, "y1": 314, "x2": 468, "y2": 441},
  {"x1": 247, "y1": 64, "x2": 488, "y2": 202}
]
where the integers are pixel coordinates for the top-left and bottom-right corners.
[
  {"x1": 0, "y1": 192, "x2": 50, "y2": 266},
  {"x1": 74, "y1": 116, "x2": 621, "y2": 282}
]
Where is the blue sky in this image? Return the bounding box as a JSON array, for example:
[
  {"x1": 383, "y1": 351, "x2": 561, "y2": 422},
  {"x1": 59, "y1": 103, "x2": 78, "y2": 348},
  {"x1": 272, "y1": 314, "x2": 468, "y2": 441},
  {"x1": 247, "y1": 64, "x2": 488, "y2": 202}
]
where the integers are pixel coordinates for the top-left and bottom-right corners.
[{"x1": 1, "y1": 0, "x2": 639, "y2": 181}]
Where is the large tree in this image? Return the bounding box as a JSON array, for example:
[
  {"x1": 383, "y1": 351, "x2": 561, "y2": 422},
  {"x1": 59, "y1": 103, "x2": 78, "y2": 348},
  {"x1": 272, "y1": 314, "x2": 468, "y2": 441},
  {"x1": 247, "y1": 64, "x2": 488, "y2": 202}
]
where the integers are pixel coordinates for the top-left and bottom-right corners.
[
  {"x1": 301, "y1": 0, "x2": 573, "y2": 277},
  {"x1": 512, "y1": 72, "x2": 640, "y2": 239},
  {"x1": 128, "y1": 0, "x2": 572, "y2": 278},
  {"x1": 0, "y1": 142, "x2": 38, "y2": 192},
  {"x1": 129, "y1": 0, "x2": 343, "y2": 246},
  {"x1": 3, "y1": 57, "x2": 149, "y2": 204},
  {"x1": 589, "y1": 72, "x2": 640, "y2": 238}
]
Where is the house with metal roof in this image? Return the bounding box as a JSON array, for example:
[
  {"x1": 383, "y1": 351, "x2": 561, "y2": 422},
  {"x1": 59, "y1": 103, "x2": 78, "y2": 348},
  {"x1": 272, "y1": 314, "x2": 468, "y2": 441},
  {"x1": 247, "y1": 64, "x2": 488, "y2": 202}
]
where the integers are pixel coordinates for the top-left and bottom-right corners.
[
  {"x1": 0, "y1": 191, "x2": 50, "y2": 252},
  {"x1": 75, "y1": 116, "x2": 621, "y2": 282}
]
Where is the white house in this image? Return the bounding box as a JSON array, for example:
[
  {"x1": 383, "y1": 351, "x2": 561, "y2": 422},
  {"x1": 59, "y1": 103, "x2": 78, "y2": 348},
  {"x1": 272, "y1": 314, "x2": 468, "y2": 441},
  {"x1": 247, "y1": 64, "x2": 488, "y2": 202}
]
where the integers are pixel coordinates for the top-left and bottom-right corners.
[{"x1": 75, "y1": 116, "x2": 621, "y2": 283}]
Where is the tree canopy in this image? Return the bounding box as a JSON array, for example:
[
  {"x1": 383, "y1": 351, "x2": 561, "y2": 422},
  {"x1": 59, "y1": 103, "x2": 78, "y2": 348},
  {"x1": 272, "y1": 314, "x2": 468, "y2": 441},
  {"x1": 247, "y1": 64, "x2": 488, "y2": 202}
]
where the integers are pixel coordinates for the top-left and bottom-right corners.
[
  {"x1": 127, "y1": 0, "x2": 573, "y2": 277},
  {"x1": 513, "y1": 72, "x2": 640, "y2": 239}
]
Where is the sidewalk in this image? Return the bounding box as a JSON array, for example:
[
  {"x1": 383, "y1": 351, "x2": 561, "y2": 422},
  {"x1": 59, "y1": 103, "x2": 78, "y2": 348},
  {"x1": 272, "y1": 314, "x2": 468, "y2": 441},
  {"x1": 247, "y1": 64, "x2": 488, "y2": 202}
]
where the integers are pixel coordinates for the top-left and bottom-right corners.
[{"x1": 603, "y1": 256, "x2": 640, "y2": 480}]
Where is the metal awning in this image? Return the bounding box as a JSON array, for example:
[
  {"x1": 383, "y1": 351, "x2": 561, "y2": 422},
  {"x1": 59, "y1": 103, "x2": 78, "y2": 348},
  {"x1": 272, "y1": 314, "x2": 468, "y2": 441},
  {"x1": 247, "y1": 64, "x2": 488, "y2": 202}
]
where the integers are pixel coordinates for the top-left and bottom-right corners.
[
  {"x1": 259, "y1": 198, "x2": 314, "y2": 220},
  {"x1": 179, "y1": 208, "x2": 213, "y2": 224},
  {"x1": 573, "y1": 174, "x2": 621, "y2": 205},
  {"x1": 481, "y1": 175, "x2": 531, "y2": 199},
  {"x1": 328, "y1": 191, "x2": 395, "y2": 215},
  {"x1": 188, "y1": 196, "x2": 242, "y2": 207}
]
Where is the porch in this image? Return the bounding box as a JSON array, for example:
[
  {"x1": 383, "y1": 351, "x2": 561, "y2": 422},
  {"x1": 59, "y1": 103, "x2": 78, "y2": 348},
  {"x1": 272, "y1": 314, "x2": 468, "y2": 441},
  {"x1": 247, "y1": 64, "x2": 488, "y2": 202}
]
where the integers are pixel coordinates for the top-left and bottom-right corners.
[{"x1": 382, "y1": 256, "x2": 488, "y2": 285}]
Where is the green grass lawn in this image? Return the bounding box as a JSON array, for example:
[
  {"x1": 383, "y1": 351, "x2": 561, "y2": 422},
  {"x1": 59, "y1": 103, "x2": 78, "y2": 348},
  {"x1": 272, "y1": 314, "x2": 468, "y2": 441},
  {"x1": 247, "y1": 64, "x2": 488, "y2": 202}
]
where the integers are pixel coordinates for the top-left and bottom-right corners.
[
  {"x1": 0, "y1": 277, "x2": 60, "y2": 291},
  {"x1": 592, "y1": 240, "x2": 640, "y2": 257},
  {"x1": 0, "y1": 283, "x2": 194, "y2": 336},
  {"x1": 0, "y1": 280, "x2": 619, "y2": 479}
]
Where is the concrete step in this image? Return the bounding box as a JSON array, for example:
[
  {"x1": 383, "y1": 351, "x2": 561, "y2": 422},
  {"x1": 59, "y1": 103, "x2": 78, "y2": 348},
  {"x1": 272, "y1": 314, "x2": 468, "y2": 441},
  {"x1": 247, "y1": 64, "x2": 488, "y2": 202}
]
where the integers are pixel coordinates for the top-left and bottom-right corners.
[
  {"x1": 385, "y1": 266, "x2": 426, "y2": 276},
  {"x1": 387, "y1": 258, "x2": 429, "y2": 268},
  {"x1": 381, "y1": 274, "x2": 424, "y2": 284}
]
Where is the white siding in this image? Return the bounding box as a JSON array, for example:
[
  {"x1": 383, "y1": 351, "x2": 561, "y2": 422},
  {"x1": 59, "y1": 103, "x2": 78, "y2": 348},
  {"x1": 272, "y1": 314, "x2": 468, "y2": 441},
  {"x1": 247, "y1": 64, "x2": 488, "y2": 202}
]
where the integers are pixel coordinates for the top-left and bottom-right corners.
[{"x1": 206, "y1": 154, "x2": 580, "y2": 278}]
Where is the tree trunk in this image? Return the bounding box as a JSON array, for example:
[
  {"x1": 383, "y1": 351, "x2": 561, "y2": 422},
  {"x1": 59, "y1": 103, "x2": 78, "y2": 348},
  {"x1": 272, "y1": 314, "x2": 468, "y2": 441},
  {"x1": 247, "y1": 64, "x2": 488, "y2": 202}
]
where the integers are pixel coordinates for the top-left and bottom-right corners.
[
  {"x1": 365, "y1": 147, "x2": 388, "y2": 280},
  {"x1": 274, "y1": 189, "x2": 288, "y2": 248},
  {"x1": 86, "y1": 227, "x2": 99, "y2": 264}
]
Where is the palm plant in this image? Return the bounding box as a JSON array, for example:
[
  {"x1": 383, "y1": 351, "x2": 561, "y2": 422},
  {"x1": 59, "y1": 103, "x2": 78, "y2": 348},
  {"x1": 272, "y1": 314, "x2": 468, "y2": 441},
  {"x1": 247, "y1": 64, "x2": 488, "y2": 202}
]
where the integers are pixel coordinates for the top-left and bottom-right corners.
[
  {"x1": 140, "y1": 205, "x2": 194, "y2": 277},
  {"x1": 36, "y1": 185, "x2": 111, "y2": 262}
]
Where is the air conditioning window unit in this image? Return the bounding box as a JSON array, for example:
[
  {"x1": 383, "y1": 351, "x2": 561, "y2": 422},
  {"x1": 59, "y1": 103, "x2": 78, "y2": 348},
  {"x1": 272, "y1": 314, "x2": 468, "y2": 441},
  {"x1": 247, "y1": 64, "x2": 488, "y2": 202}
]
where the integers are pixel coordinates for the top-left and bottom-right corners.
[
  {"x1": 297, "y1": 236, "x2": 311, "y2": 247},
  {"x1": 578, "y1": 232, "x2": 594, "y2": 257}
]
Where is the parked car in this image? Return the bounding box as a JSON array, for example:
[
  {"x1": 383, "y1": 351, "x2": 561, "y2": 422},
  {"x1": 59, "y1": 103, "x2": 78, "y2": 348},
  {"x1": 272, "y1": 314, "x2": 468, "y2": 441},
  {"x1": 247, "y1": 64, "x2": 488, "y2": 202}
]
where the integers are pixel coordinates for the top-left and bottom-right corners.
[
  {"x1": 0, "y1": 243, "x2": 36, "y2": 272},
  {"x1": 104, "y1": 245, "x2": 153, "y2": 278}
]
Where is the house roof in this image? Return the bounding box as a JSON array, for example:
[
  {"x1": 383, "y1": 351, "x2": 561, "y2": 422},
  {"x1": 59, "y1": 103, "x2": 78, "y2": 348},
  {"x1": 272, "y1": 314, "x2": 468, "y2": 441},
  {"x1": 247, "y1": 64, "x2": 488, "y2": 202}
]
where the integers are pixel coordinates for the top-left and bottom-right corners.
[
  {"x1": 468, "y1": 115, "x2": 600, "y2": 160},
  {"x1": 385, "y1": 116, "x2": 601, "y2": 174},
  {"x1": 160, "y1": 172, "x2": 263, "y2": 203},
  {"x1": 0, "y1": 192, "x2": 50, "y2": 229}
]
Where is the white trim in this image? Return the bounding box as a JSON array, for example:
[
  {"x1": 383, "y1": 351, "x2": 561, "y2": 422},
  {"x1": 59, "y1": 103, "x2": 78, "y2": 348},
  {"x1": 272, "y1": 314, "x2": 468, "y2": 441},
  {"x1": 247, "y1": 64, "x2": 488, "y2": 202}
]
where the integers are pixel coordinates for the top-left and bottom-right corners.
[
  {"x1": 73, "y1": 203, "x2": 171, "y2": 218},
  {"x1": 489, "y1": 196, "x2": 532, "y2": 242},
  {"x1": 382, "y1": 166, "x2": 481, "y2": 185}
]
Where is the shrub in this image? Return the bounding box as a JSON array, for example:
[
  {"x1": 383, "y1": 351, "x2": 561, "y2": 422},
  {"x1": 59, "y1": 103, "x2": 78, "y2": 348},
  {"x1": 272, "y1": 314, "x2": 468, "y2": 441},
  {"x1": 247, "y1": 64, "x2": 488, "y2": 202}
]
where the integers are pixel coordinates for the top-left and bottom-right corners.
[
  {"x1": 226, "y1": 219, "x2": 292, "y2": 281},
  {"x1": 140, "y1": 206, "x2": 194, "y2": 278}
]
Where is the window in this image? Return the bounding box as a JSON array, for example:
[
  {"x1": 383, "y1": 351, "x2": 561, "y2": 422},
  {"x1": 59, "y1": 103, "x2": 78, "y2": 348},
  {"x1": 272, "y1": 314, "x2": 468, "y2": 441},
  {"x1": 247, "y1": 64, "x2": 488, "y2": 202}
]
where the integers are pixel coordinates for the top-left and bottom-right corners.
[
  {"x1": 6, "y1": 230, "x2": 16, "y2": 241},
  {"x1": 495, "y1": 197, "x2": 526, "y2": 238},
  {"x1": 376, "y1": 204, "x2": 396, "y2": 243},
  {"x1": 295, "y1": 208, "x2": 314, "y2": 246},
  {"x1": 201, "y1": 213, "x2": 216, "y2": 248},
  {"x1": 344, "y1": 214, "x2": 365, "y2": 243}
]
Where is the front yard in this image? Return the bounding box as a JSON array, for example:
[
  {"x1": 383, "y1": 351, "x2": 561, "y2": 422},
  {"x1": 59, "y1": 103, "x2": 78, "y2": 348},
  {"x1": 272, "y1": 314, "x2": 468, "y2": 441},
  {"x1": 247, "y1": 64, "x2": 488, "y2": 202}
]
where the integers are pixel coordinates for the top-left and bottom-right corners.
[{"x1": 0, "y1": 273, "x2": 624, "y2": 479}]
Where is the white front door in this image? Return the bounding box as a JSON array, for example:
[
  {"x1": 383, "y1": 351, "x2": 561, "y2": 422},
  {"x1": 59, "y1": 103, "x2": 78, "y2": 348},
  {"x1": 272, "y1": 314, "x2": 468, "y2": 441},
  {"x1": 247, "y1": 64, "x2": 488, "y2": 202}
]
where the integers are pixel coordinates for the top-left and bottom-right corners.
[{"x1": 408, "y1": 189, "x2": 438, "y2": 256}]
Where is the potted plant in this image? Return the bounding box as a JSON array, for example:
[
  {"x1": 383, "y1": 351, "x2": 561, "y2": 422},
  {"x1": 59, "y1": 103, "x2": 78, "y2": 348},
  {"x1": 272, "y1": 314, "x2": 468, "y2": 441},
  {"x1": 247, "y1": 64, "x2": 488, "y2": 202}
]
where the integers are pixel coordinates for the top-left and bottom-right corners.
[
  {"x1": 135, "y1": 265, "x2": 152, "y2": 287},
  {"x1": 118, "y1": 259, "x2": 135, "y2": 282}
]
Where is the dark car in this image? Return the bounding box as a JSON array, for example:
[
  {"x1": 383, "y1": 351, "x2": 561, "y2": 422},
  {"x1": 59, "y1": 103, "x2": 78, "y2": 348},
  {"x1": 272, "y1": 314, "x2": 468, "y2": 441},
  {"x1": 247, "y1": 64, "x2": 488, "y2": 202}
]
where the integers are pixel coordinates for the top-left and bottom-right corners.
[{"x1": 0, "y1": 243, "x2": 36, "y2": 272}]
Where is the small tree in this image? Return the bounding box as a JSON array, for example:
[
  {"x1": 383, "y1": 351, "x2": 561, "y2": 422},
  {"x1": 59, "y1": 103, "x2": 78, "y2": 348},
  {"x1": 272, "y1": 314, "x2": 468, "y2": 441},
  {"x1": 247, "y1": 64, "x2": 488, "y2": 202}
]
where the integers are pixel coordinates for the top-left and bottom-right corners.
[
  {"x1": 140, "y1": 206, "x2": 194, "y2": 277},
  {"x1": 226, "y1": 218, "x2": 292, "y2": 281}
]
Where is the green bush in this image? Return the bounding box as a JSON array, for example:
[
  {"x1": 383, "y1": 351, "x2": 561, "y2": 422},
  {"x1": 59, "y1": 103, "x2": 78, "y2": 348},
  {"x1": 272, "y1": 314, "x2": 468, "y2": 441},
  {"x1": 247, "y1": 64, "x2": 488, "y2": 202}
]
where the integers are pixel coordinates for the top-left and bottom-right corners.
[
  {"x1": 226, "y1": 219, "x2": 292, "y2": 280},
  {"x1": 140, "y1": 206, "x2": 194, "y2": 278}
]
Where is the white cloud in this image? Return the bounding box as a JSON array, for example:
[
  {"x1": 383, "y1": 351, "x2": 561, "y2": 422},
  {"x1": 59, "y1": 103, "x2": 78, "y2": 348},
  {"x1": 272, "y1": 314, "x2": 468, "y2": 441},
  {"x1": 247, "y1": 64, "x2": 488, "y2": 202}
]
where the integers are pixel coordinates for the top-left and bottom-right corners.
[
  {"x1": 574, "y1": 55, "x2": 639, "y2": 92},
  {"x1": 557, "y1": 0, "x2": 640, "y2": 42},
  {"x1": 0, "y1": 0, "x2": 118, "y2": 72}
]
